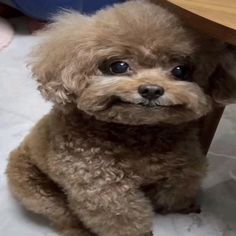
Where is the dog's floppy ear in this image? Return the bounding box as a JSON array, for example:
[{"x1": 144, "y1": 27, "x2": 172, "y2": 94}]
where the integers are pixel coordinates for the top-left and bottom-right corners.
[
  {"x1": 30, "y1": 11, "x2": 89, "y2": 104},
  {"x1": 209, "y1": 45, "x2": 236, "y2": 105}
]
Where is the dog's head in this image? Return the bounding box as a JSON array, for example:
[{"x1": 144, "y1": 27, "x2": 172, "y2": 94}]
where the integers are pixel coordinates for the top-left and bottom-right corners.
[{"x1": 31, "y1": 0, "x2": 236, "y2": 125}]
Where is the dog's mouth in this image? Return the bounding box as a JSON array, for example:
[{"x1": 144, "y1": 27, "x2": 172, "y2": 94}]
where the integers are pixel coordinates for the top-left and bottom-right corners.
[{"x1": 106, "y1": 96, "x2": 184, "y2": 110}]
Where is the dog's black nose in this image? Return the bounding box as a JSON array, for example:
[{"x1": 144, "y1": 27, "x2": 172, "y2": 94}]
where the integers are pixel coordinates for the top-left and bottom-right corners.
[{"x1": 138, "y1": 84, "x2": 164, "y2": 100}]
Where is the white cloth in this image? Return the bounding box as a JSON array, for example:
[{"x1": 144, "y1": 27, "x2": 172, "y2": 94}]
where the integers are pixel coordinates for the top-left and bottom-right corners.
[{"x1": 0, "y1": 17, "x2": 14, "y2": 51}]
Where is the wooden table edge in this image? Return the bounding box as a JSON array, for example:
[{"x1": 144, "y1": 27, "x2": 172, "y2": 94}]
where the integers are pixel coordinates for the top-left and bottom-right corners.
[{"x1": 157, "y1": 0, "x2": 236, "y2": 45}]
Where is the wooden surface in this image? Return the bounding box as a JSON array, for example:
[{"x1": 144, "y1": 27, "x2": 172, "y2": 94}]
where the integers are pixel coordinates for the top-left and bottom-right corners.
[
  {"x1": 168, "y1": 0, "x2": 236, "y2": 30},
  {"x1": 159, "y1": 0, "x2": 236, "y2": 45}
]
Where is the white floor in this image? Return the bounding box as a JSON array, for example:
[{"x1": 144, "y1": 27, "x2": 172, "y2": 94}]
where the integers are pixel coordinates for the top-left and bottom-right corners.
[{"x1": 0, "y1": 18, "x2": 236, "y2": 236}]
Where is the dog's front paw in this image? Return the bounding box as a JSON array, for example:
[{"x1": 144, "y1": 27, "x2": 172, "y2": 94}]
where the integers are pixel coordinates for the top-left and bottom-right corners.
[
  {"x1": 61, "y1": 228, "x2": 95, "y2": 236},
  {"x1": 175, "y1": 203, "x2": 201, "y2": 214},
  {"x1": 141, "y1": 231, "x2": 153, "y2": 236},
  {"x1": 154, "y1": 204, "x2": 169, "y2": 215},
  {"x1": 155, "y1": 202, "x2": 201, "y2": 215}
]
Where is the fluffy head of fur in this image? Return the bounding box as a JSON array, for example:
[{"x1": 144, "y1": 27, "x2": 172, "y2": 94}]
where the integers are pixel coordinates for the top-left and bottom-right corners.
[{"x1": 30, "y1": 0, "x2": 236, "y2": 125}]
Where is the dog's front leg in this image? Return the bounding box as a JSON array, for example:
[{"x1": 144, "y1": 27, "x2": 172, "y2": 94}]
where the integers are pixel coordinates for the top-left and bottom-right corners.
[
  {"x1": 67, "y1": 179, "x2": 154, "y2": 236},
  {"x1": 144, "y1": 172, "x2": 202, "y2": 215}
]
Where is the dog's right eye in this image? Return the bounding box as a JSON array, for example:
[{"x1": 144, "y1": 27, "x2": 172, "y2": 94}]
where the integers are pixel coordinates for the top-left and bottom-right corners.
[
  {"x1": 171, "y1": 65, "x2": 192, "y2": 81},
  {"x1": 99, "y1": 60, "x2": 130, "y2": 75},
  {"x1": 109, "y1": 61, "x2": 130, "y2": 75},
  {"x1": 99, "y1": 60, "x2": 132, "y2": 75}
]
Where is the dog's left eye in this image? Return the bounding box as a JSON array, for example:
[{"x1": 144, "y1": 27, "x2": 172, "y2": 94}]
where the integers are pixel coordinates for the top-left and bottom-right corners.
[
  {"x1": 171, "y1": 65, "x2": 191, "y2": 81},
  {"x1": 109, "y1": 61, "x2": 130, "y2": 75}
]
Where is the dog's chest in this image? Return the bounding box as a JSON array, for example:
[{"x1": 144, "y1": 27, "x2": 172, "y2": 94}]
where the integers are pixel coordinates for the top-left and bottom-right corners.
[
  {"x1": 51, "y1": 120, "x2": 190, "y2": 184},
  {"x1": 57, "y1": 121, "x2": 179, "y2": 156}
]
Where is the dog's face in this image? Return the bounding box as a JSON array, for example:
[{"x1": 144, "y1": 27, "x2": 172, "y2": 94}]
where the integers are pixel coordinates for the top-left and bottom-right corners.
[{"x1": 31, "y1": 0, "x2": 236, "y2": 125}]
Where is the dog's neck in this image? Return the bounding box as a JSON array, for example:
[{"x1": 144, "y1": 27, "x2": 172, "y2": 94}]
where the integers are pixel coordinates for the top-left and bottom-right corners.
[
  {"x1": 50, "y1": 105, "x2": 202, "y2": 154},
  {"x1": 52, "y1": 105, "x2": 200, "y2": 141}
]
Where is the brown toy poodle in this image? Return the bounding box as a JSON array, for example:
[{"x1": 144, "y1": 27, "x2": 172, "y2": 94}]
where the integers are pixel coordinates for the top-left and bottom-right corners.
[{"x1": 7, "y1": 1, "x2": 236, "y2": 236}]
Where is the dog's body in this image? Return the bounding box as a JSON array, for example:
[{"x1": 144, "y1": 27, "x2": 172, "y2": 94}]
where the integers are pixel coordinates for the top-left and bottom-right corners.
[
  {"x1": 8, "y1": 108, "x2": 204, "y2": 236},
  {"x1": 7, "y1": 1, "x2": 236, "y2": 236}
]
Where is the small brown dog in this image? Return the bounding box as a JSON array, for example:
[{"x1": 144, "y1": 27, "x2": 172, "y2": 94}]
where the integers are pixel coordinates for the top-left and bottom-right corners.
[{"x1": 7, "y1": 1, "x2": 236, "y2": 236}]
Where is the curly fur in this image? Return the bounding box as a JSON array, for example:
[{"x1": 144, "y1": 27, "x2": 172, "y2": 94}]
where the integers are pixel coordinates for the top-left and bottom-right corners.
[{"x1": 7, "y1": 1, "x2": 236, "y2": 236}]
